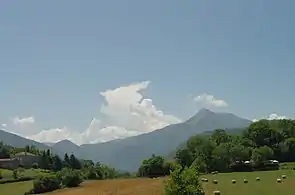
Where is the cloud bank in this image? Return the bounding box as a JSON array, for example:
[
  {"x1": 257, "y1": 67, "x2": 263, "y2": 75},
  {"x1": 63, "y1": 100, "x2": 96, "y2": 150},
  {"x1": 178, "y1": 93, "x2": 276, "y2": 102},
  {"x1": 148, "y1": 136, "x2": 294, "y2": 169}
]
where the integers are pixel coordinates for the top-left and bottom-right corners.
[
  {"x1": 11, "y1": 81, "x2": 181, "y2": 145},
  {"x1": 194, "y1": 93, "x2": 228, "y2": 107}
]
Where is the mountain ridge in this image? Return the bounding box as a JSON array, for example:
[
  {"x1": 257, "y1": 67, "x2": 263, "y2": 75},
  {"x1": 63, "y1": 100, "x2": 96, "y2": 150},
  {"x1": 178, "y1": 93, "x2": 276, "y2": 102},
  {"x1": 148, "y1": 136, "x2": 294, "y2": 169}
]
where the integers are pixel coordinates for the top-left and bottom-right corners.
[{"x1": 0, "y1": 109, "x2": 252, "y2": 171}]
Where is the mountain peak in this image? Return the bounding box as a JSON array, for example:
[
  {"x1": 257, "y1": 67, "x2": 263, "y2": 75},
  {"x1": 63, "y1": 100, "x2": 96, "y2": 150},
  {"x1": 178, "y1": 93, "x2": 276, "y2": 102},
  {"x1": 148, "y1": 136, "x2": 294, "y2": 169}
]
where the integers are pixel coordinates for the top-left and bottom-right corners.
[
  {"x1": 198, "y1": 108, "x2": 214, "y2": 114},
  {"x1": 185, "y1": 108, "x2": 215, "y2": 125},
  {"x1": 54, "y1": 139, "x2": 78, "y2": 146}
]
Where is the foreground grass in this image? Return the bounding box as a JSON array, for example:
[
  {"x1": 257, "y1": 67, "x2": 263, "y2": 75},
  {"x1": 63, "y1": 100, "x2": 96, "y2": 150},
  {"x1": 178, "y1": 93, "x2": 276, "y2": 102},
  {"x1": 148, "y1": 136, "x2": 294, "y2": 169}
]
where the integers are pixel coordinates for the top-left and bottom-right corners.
[
  {"x1": 0, "y1": 180, "x2": 33, "y2": 195},
  {"x1": 1, "y1": 169, "x2": 295, "y2": 195},
  {"x1": 202, "y1": 169, "x2": 295, "y2": 195},
  {"x1": 47, "y1": 178, "x2": 166, "y2": 195},
  {"x1": 48, "y1": 170, "x2": 295, "y2": 195},
  {"x1": 0, "y1": 168, "x2": 50, "y2": 181}
]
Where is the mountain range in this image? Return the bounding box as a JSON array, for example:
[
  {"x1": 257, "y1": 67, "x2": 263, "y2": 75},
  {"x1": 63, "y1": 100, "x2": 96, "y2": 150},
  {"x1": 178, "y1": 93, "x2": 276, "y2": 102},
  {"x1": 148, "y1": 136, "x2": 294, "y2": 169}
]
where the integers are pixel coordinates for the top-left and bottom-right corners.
[{"x1": 0, "y1": 109, "x2": 252, "y2": 172}]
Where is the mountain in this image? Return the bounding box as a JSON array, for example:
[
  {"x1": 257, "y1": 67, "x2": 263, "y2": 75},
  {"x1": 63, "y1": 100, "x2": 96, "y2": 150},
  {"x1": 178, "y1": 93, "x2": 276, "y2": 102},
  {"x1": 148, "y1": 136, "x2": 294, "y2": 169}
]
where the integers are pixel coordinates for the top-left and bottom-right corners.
[
  {"x1": 0, "y1": 109, "x2": 252, "y2": 172},
  {"x1": 52, "y1": 139, "x2": 81, "y2": 156},
  {"x1": 0, "y1": 129, "x2": 51, "y2": 151},
  {"x1": 43, "y1": 142, "x2": 56, "y2": 147},
  {"x1": 77, "y1": 109, "x2": 252, "y2": 171},
  {"x1": 0, "y1": 129, "x2": 65, "y2": 157}
]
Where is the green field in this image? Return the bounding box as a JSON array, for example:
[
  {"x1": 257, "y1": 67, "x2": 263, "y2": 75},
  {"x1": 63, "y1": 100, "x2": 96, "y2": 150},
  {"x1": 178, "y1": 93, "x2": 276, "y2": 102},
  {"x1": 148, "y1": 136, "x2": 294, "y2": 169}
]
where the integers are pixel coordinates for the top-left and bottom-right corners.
[
  {"x1": 1, "y1": 169, "x2": 295, "y2": 195},
  {"x1": 202, "y1": 170, "x2": 295, "y2": 195},
  {"x1": 0, "y1": 168, "x2": 50, "y2": 181},
  {"x1": 0, "y1": 181, "x2": 33, "y2": 195}
]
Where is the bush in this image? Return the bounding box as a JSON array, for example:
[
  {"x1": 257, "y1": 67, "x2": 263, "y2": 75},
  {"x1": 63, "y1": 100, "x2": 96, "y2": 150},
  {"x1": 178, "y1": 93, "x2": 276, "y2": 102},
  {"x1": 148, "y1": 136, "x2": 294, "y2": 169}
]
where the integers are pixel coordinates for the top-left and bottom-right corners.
[
  {"x1": 0, "y1": 176, "x2": 33, "y2": 184},
  {"x1": 13, "y1": 169, "x2": 18, "y2": 179},
  {"x1": 232, "y1": 179, "x2": 236, "y2": 184},
  {"x1": 213, "y1": 180, "x2": 218, "y2": 184},
  {"x1": 164, "y1": 164, "x2": 204, "y2": 195},
  {"x1": 277, "y1": 178, "x2": 282, "y2": 183},
  {"x1": 31, "y1": 175, "x2": 61, "y2": 194},
  {"x1": 0, "y1": 171, "x2": 2, "y2": 179},
  {"x1": 57, "y1": 168, "x2": 83, "y2": 188},
  {"x1": 243, "y1": 179, "x2": 248, "y2": 183},
  {"x1": 282, "y1": 175, "x2": 286, "y2": 179},
  {"x1": 213, "y1": 191, "x2": 221, "y2": 195},
  {"x1": 256, "y1": 177, "x2": 260, "y2": 181},
  {"x1": 32, "y1": 163, "x2": 39, "y2": 169}
]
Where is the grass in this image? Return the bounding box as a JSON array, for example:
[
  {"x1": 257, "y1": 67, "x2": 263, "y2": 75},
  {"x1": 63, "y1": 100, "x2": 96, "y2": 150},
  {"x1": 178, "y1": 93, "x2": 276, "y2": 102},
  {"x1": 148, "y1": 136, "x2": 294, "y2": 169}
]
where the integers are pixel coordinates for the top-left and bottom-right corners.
[
  {"x1": 47, "y1": 178, "x2": 166, "y2": 195},
  {"x1": 202, "y1": 169, "x2": 295, "y2": 195},
  {"x1": 0, "y1": 168, "x2": 51, "y2": 181},
  {"x1": 0, "y1": 180, "x2": 33, "y2": 195},
  {"x1": 1, "y1": 169, "x2": 295, "y2": 195},
  {"x1": 47, "y1": 170, "x2": 295, "y2": 195}
]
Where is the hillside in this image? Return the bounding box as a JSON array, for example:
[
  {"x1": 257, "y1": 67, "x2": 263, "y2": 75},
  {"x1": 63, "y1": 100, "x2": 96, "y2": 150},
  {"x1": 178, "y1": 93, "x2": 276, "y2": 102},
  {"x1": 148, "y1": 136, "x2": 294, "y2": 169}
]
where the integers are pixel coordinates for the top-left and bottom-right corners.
[
  {"x1": 77, "y1": 109, "x2": 252, "y2": 171},
  {"x1": 0, "y1": 130, "x2": 63, "y2": 157},
  {"x1": 0, "y1": 130, "x2": 50, "y2": 151},
  {"x1": 0, "y1": 109, "x2": 252, "y2": 172},
  {"x1": 52, "y1": 139, "x2": 82, "y2": 156}
]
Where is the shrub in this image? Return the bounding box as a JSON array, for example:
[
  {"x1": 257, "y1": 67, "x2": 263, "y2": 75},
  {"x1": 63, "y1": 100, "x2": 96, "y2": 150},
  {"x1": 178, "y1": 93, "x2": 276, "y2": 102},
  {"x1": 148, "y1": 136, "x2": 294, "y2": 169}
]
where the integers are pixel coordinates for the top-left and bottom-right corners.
[
  {"x1": 0, "y1": 176, "x2": 33, "y2": 184},
  {"x1": 0, "y1": 171, "x2": 2, "y2": 179},
  {"x1": 282, "y1": 175, "x2": 286, "y2": 179},
  {"x1": 243, "y1": 179, "x2": 248, "y2": 183},
  {"x1": 232, "y1": 179, "x2": 236, "y2": 184},
  {"x1": 164, "y1": 164, "x2": 204, "y2": 195},
  {"x1": 277, "y1": 178, "x2": 282, "y2": 183},
  {"x1": 57, "y1": 168, "x2": 83, "y2": 188},
  {"x1": 213, "y1": 180, "x2": 218, "y2": 184},
  {"x1": 31, "y1": 175, "x2": 61, "y2": 194},
  {"x1": 256, "y1": 177, "x2": 260, "y2": 181},
  {"x1": 12, "y1": 169, "x2": 18, "y2": 179},
  {"x1": 32, "y1": 163, "x2": 39, "y2": 169}
]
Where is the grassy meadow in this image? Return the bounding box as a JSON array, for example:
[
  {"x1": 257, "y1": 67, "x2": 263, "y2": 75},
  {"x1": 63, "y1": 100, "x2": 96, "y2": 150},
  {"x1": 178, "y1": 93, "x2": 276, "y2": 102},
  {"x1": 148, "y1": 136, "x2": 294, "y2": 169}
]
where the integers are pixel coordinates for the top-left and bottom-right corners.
[
  {"x1": 202, "y1": 169, "x2": 295, "y2": 195},
  {"x1": 0, "y1": 180, "x2": 33, "y2": 195},
  {"x1": 47, "y1": 169, "x2": 295, "y2": 195},
  {"x1": 0, "y1": 168, "x2": 50, "y2": 181},
  {"x1": 1, "y1": 168, "x2": 295, "y2": 195}
]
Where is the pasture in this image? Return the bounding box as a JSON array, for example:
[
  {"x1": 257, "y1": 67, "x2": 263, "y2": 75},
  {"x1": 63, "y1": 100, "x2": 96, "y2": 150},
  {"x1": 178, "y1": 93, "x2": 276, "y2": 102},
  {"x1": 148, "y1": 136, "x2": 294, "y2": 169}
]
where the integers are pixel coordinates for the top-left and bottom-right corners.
[
  {"x1": 0, "y1": 168, "x2": 50, "y2": 181},
  {"x1": 1, "y1": 169, "x2": 295, "y2": 195},
  {"x1": 0, "y1": 180, "x2": 33, "y2": 195}
]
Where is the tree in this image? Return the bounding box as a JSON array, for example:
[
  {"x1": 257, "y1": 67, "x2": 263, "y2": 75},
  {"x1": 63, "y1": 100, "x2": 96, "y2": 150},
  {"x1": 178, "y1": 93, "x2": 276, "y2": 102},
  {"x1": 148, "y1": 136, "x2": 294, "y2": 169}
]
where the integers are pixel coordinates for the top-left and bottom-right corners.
[
  {"x1": 210, "y1": 129, "x2": 231, "y2": 146},
  {"x1": 40, "y1": 151, "x2": 51, "y2": 169},
  {"x1": 245, "y1": 120, "x2": 283, "y2": 147},
  {"x1": 63, "y1": 153, "x2": 70, "y2": 168},
  {"x1": 69, "y1": 154, "x2": 81, "y2": 169},
  {"x1": 251, "y1": 146, "x2": 274, "y2": 166},
  {"x1": 164, "y1": 164, "x2": 204, "y2": 195},
  {"x1": 52, "y1": 155, "x2": 63, "y2": 172},
  {"x1": 137, "y1": 154, "x2": 169, "y2": 178}
]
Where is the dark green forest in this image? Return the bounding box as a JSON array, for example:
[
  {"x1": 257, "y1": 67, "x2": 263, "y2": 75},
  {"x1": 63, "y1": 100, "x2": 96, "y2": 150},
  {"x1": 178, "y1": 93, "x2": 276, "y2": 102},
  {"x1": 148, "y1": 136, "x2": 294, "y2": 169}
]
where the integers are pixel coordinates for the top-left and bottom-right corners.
[{"x1": 138, "y1": 119, "x2": 295, "y2": 177}]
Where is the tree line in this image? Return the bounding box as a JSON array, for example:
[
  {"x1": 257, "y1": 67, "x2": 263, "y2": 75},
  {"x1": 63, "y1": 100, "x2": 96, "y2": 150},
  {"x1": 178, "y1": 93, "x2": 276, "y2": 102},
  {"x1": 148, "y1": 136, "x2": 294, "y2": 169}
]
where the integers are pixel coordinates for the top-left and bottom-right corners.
[{"x1": 138, "y1": 119, "x2": 295, "y2": 177}]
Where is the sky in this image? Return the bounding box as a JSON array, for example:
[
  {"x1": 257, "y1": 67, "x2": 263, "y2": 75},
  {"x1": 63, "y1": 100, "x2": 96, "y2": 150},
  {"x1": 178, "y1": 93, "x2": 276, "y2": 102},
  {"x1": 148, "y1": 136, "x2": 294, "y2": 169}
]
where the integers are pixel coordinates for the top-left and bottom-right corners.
[{"x1": 0, "y1": 0, "x2": 294, "y2": 145}]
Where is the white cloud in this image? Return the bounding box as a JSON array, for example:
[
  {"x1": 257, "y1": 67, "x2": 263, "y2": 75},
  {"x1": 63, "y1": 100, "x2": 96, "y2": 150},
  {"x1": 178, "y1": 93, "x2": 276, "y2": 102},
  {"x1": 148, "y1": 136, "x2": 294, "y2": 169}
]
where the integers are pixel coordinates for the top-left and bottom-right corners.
[
  {"x1": 1, "y1": 123, "x2": 7, "y2": 128},
  {"x1": 253, "y1": 113, "x2": 288, "y2": 122},
  {"x1": 26, "y1": 81, "x2": 181, "y2": 145},
  {"x1": 194, "y1": 93, "x2": 228, "y2": 107},
  {"x1": 13, "y1": 116, "x2": 35, "y2": 126}
]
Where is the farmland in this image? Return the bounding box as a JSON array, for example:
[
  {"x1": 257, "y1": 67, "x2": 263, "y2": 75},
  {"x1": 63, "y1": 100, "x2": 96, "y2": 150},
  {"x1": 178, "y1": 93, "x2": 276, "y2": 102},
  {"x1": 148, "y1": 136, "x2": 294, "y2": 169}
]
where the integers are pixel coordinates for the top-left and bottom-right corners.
[
  {"x1": 45, "y1": 170, "x2": 295, "y2": 195},
  {"x1": 1, "y1": 168, "x2": 295, "y2": 195},
  {"x1": 0, "y1": 168, "x2": 50, "y2": 181}
]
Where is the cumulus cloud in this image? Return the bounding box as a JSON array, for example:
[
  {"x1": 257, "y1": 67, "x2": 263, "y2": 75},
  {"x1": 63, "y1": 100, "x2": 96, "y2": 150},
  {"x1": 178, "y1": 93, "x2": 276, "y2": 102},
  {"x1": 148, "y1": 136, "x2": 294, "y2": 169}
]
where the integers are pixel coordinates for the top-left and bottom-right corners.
[
  {"x1": 194, "y1": 93, "x2": 228, "y2": 107},
  {"x1": 253, "y1": 113, "x2": 288, "y2": 122},
  {"x1": 26, "y1": 81, "x2": 181, "y2": 145},
  {"x1": 13, "y1": 116, "x2": 35, "y2": 126}
]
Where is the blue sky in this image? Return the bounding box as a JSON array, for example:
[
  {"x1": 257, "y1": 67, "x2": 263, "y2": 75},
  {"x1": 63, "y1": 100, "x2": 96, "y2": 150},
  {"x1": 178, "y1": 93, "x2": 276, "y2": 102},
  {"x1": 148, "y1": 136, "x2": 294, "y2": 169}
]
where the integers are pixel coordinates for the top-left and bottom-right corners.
[{"x1": 0, "y1": 0, "x2": 294, "y2": 144}]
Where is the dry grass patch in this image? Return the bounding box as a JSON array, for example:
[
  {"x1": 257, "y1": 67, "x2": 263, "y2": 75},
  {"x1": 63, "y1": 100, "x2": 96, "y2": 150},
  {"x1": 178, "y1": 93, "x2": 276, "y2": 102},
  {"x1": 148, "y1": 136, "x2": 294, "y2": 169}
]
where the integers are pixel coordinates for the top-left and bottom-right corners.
[{"x1": 47, "y1": 178, "x2": 166, "y2": 195}]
